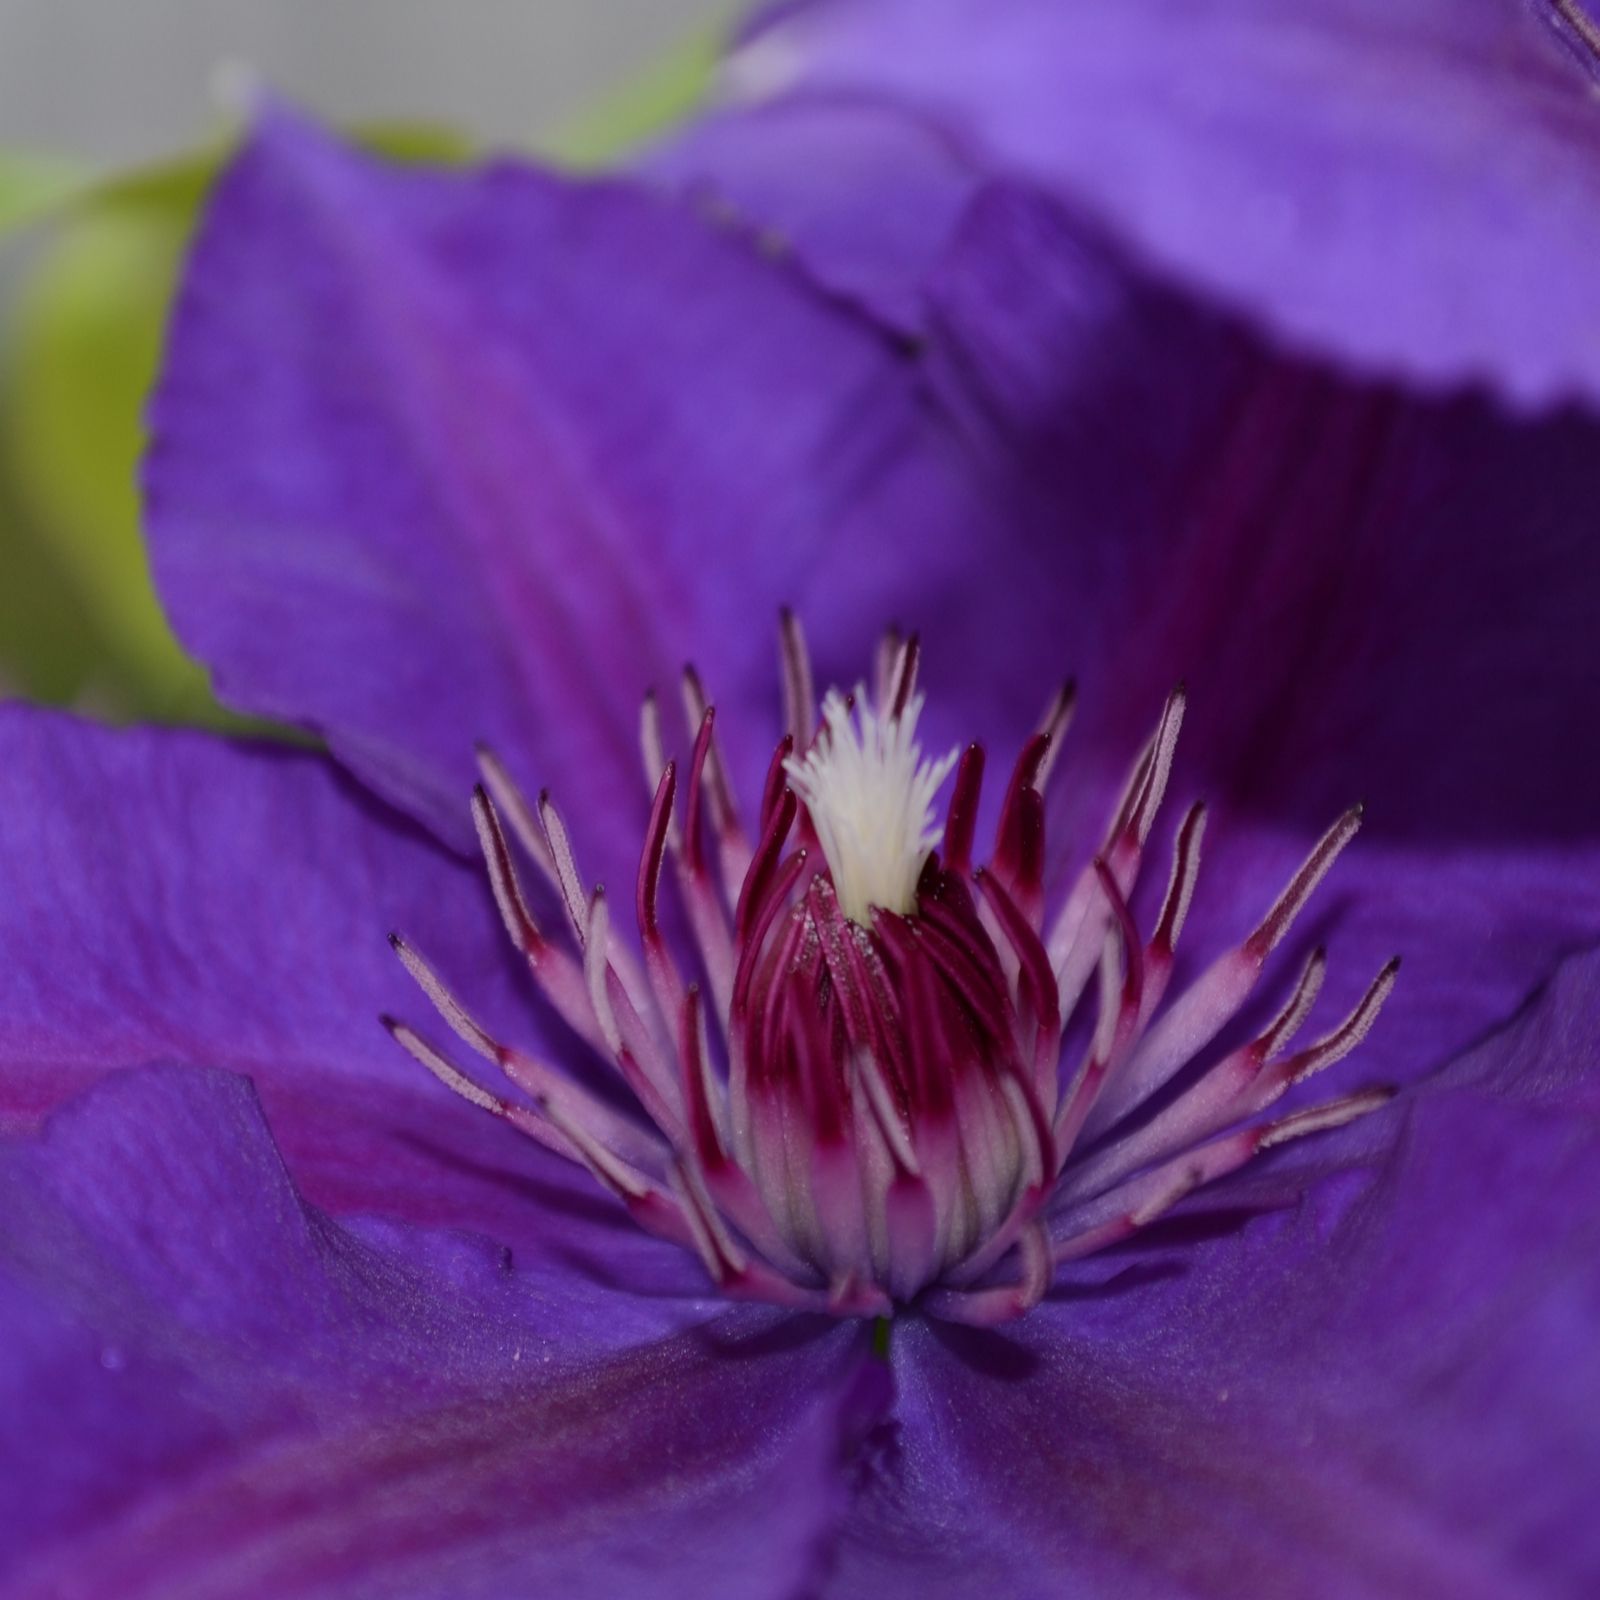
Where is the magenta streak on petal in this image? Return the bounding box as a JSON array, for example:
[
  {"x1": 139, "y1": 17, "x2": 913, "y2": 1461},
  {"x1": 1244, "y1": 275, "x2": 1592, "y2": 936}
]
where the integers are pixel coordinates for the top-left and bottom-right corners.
[
  {"x1": 386, "y1": 619, "x2": 1397, "y2": 1323},
  {"x1": 5, "y1": 1285, "x2": 873, "y2": 1600}
]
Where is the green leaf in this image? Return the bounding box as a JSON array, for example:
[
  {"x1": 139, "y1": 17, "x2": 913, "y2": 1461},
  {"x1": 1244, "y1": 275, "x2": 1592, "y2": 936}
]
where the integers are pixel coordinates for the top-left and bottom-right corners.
[
  {"x1": 0, "y1": 152, "x2": 215, "y2": 717},
  {"x1": 544, "y1": 24, "x2": 724, "y2": 168},
  {"x1": 0, "y1": 151, "x2": 92, "y2": 235}
]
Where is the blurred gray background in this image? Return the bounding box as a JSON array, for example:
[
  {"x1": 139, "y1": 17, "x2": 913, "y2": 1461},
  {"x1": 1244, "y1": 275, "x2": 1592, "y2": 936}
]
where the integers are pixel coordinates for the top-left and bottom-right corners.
[{"x1": 0, "y1": 0, "x2": 737, "y2": 162}]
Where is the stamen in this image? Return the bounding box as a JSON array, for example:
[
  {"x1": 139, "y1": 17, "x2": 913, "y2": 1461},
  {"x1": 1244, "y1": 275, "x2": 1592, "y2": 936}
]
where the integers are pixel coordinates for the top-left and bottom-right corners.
[
  {"x1": 758, "y1": 734, "x2": 794, "y2": 832},
  {"x1": 636, "y1": 763, "x2": 676, "y2": 941},
  {"x1": 778, "y1": 607, "x2": 815, "y2": 748},
  {"x1": 886, "y1": 631, "x2": 921, "y2": 720},
  {"x1": 681, "y1": 668, "x2": 737, "y2": 833},
  {"x1": 638, "y1": 690, "x2": 683, "y2": 853},
  {"x1": 583, "y1": 889, "x2": 623, "y2": 1054},
  {"x1": 683, "y1": 707, "x2": 716, "y2": 877},
  {"x1": 1279, "y1": 958, "x2": 1400, "y2": 1088},
  {"x1": 1153, "y1": 802, "x2": 1207, "y2": 955},
  {"x1": 992, "y1": 733, "x2": 1050, "y2": 912},
  {"x1": 872, "y1": 623, "x2": 902, "y2": 710},
  {"x1": 381, "y1": 1016, "x2": 598, "y2": 1175},
  {"x1": 1084, "y1": 805, "x2": 1364, "y2": 1138},
  {"x1": 923, "y1": 1224, "x2": 1052, "y2": 1326},
  {"x1": 1262, "y1": 946, "x2": 1328, "y2": 1060},
  {"x1": 538, "y1": 791, "x2": 590, "y2": 947},
  {"x1": 390, "y1": 934, "x2": 665, "y2": 1167},
  {"x1": 1246, "y1": 804, "x2": 1363, "y2": 959},
  {"x1": 680, "y1": 667, "x2": 750, "y2": 893},
  {"x1": 942, "y1": 744, "x2": 985, "y2": 878},
  {"x1": 1032, "y1": 679, "x2": 1077, "y2": 794},
  {"x1": 475, "y1": 745, "x2": 558, "y2": 885},
  {"x1": 384, "y1": 1016, "x2": 504, "y2": 1118},
  {"x1": 387, "y1": 618, "x2": 1398, "y2": 1326},
  {"x1": 470, "y1": 786, "x2": 543, "y2": 957}
]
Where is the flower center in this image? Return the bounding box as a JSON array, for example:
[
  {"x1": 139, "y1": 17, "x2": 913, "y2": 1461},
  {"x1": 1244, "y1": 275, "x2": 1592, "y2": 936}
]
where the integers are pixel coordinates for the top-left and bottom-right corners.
[
  {"x1": 783, "y1": 683, "x2": 957, "y2": 923},
  {"x1": 386, "y1": 617, "x2": 1398, "y2": 1325}
]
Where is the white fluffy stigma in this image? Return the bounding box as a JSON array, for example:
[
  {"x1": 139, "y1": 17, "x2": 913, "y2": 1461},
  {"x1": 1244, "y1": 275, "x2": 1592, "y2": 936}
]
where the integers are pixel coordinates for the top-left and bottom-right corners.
[{"x1": 784, "y1": 684, "x2": 958, "y2": 923}]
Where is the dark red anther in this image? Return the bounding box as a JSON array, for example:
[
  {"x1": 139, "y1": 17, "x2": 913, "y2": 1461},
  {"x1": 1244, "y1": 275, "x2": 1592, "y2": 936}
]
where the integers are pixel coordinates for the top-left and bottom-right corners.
[
  {"x1": 1152, "y1": 801, "x2": 1206, "y2": 955},
  {"x1": 812, "y1": 881, "x2": 907, "y2": 1093},
  {"x1": 993, "y1": 733, "x2": 1049, "y2": 895},
  {"x1": 895, "y1": 925, "x2": 955, "y2": 1119},
  {"x1": 757, "y1": 909, "x2": 820, "y2": 1083},
  {"x1": 1243, "y1": 803, "x2": 1363, "y2": 963},
  {"x1": 1108, "y1": 685, "x2": 1184, "y2": 850},
  {"x1": 732, "y1": 849, "x2": 807, "y2": 1018},
  {"x1": 1033, "y1": 679, "x2": 1077, "y2": 792},
  {"x1": 470, "y1": 785, "x2": 545, "y2": 957},
  {"x1": 684, "y1": 707, "x2": 716, "y2": 876},
  {"x1": 734, "y1": 787, "x2": 798, "y2": 942},
  {"x1": 943, "y1": 744, "x2": 986, "y2": 877},
  {"x1": 683, "y1": 664, "x2": 740, "y2": 837},
  {"x1": 975, "y1": 868, "x2": 1061, "y2": 1041},
  {"x1": 778, "y1": 607, "x2": 815, "y2": 748},
  {"x1": 636, "y1": 761, "x2": 677, "y2": 938},
  {"x1": 679, "y1": 984, "x2": 727, "y2": 1168},
  {"x1": 759, "y1": 733, "x2": 795, "y2": 832},
  {"x1": 1106, "y1": 744, "x2": 1152, "y2": 847},
  {"x1": 889, "y1": 632, "x2": 921, "y2": 720},
  {"x1": 789, "y1": 975, "x2": 847, "y2": 1142},
  {"x1": 911, "y1": 916, "x2": 1010, "y2": 1047},
  {"x1": 1092, "y1": 857, "x2": 1146, "y2": 1011},
  {"x1": 1005, "y1": 1063, "x2": 1058, "y2": 1192},
  {"x1": 915, "y1": 873, "x2": 1010, "y2": 1018}
]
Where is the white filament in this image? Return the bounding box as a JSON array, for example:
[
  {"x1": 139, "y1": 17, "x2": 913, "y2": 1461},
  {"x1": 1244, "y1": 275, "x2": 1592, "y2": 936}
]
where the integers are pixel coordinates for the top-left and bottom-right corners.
[{"x1": 785, "y1": 685, "x2": 958, "y2": 923}]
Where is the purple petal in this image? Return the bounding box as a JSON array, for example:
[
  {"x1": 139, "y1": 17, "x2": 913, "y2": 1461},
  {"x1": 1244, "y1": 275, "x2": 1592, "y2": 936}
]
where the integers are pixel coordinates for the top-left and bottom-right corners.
[
  {"x1": 1, "y1": 1065, "x2": 878, "y2": 1598},
  {"x1": 647, "y1": 93, "x2": 981, "y2": 333},
  {"x1": 828, "y1": 948, "x2": 1600, "y2": 1598},
  {"x1": 148, "y1": 108, "x2": 1154, "y2": 895},
  {"x1": 145, "y1": 105, "x2": 954, "y2": 878},
  {"x1": 920, "y1": 184, "x2": 1600, "y2": 1094},
  {"x1": 0, "y1": 708, "x2": 698, "y2": 1291},
  {"x1": 731, "y1": 0, "x2": 1600, "y2": 409}
]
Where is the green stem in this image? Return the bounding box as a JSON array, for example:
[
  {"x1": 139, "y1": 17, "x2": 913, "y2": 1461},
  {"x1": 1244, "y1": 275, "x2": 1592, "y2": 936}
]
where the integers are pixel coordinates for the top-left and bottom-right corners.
[{"x1": 870, "y1": 1315, "x2": 893, "y2": 1360}]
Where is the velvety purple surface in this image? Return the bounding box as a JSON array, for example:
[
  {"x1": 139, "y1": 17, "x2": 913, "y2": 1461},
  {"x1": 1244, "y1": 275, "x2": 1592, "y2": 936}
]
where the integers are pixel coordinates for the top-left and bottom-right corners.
[
  {"x1": 648, "y1": 93, "x2": 982, "y2": 332},
  {"x1": 725, "y1": 0, "x2": 1600, "y2": 409},
  {"x1": 10, "y1": 25, "x2": 1600, "y2": 1593},
  {"x1": 1, "y1": 1066, "x2": 874, "y2": 1597},
  {"x1": 0, "y1": 707, "x2": 704, "y2": 1301}
]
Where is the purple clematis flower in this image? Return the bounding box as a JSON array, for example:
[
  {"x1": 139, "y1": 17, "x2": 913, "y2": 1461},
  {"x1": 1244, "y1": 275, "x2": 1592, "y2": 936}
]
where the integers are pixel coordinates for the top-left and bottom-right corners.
[{"x1": 5, "y1": 0, "x2": 1600, "y2": 1589}]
